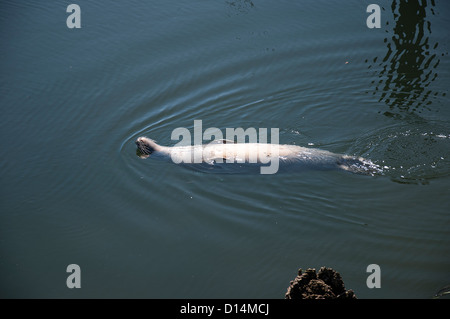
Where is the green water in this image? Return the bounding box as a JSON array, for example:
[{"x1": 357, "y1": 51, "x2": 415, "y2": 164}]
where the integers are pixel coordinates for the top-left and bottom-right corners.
[{"x1": 1, "y1": 0, "x2": 449, "y2": 298}]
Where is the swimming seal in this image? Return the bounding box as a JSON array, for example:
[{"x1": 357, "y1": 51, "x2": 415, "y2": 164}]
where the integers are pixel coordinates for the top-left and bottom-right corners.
[{"x1": 135, "y1": 136, "x2": 381, "y2": 175}]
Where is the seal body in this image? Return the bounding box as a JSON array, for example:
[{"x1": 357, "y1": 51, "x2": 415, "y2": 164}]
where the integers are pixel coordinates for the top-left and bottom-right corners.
[{"x1": 135, "y1": 136, "x2": 380, "y2": 175}]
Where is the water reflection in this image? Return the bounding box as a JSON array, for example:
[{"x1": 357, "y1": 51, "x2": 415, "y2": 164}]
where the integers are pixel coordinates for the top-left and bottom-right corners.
[{"x1": 366, "y1": 0, "x2": 444, "y2": 118}]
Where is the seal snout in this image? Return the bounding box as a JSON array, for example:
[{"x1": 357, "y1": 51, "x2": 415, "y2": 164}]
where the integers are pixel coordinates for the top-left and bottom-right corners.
[{"x1": 135, "y1": 136, "x2": 157, "y2": 158}]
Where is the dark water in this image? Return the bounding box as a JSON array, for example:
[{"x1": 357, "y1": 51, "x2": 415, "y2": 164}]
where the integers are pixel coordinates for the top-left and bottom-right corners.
[{"x1": 1, "y1": 0, "x2": 449, "y2": 298}]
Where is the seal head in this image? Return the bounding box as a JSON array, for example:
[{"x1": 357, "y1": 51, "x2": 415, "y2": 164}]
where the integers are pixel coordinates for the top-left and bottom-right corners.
[{"x1": 135, "y1": 137, "x2": 159, "y2": 158}]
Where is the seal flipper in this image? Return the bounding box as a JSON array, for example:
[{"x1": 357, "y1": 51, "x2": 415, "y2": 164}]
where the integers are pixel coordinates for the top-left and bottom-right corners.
[
  {"x1": 337, "y1": 156, "x2": 383, "y2": 176},
  {"x1": 205, "y1": 157, "x2": 228, "y2": 165}
]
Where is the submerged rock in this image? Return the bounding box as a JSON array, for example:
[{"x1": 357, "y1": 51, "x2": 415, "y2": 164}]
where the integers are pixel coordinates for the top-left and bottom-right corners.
[{"x1": 285, "y1": 267, "x2": 357, "y2": 299}]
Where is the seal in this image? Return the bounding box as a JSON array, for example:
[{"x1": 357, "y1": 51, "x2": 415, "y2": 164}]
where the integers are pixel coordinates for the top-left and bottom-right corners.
[{"x1": 135, "y1": 136, "x2": 381, "y2": 175}]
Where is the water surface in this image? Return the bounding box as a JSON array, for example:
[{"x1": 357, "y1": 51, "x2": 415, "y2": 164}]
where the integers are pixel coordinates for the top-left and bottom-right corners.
[{"x1": 1, "y1": 0, "x2": 449, "y2": 298}]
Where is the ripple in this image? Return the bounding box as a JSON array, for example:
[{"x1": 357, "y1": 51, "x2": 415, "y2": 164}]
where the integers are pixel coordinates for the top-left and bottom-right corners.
[{"x1": 351, "y1": 120, "x2": 450, "y2": 184}]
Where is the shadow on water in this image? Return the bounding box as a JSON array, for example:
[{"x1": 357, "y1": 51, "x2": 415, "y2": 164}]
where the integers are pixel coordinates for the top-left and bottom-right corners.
[
  {"x1": 366, "y1": 0, "x2": 447, "y2": 118},
  {"x1": 225, "y1": 0, "x2": 255, "y2": 15},
  {"x1": 361, "y1": 0, "x2": 450, "y2": 185}
]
